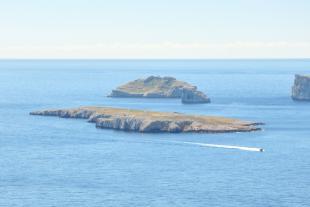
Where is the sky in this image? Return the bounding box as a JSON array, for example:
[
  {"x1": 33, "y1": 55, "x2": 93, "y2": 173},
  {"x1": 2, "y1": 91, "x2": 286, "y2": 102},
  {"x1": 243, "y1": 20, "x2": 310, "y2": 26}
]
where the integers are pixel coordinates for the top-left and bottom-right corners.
[{"x1": 0, "y1": 0, "x2": 309, "y2": 59}]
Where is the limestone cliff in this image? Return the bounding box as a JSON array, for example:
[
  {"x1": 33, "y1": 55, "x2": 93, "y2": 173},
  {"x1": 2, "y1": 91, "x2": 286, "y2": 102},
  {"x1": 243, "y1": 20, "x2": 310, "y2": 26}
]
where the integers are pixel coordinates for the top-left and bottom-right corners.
[{"x1": 182, "y1": 88, "x2": 210, "y2": 104}]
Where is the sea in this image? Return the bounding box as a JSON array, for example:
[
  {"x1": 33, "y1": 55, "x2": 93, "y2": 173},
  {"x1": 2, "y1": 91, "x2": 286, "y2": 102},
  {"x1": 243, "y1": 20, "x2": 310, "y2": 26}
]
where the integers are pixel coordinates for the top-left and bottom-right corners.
[{"x1": 0, "y1": 59, "x2": 310, "y2": 207}]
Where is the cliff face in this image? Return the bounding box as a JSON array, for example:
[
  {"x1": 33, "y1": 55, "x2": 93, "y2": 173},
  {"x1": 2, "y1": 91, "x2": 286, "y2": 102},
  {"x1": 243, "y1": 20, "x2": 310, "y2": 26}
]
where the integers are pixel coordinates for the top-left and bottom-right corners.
[
  {"x1": 108, "y1": 76, "x2": 210, "y2": 104},
  {"x1": 30, "y1": 106, "x2": 262, "y2": 133},
  {"x1": 292, "y1": 75, "x2": 310, "y2": 101},
  {"x1": 182, "y1": 88, "x2": 210, "y2": 104}
]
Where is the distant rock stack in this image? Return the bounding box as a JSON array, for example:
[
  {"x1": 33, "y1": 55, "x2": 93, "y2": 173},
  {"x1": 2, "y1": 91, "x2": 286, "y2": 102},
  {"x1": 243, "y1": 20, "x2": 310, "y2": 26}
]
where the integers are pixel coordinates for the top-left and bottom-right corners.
[
  {"x1": 108, "y1": 76, "x2": 211, "y2": 104},
  {"x1": 292, "y1": 74, "x2": 310, "y2": 101}
]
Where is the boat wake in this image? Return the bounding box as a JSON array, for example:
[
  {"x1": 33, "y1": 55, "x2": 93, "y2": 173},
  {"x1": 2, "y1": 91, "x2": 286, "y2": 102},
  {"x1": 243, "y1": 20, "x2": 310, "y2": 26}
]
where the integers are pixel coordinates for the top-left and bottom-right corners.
[{"x1": 182, "y1": 141, "x2": 264, "y2": 152}]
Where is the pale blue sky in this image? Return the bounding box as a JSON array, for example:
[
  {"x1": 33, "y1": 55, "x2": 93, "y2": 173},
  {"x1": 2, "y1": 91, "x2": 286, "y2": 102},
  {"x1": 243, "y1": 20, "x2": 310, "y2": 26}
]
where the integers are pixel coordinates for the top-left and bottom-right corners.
[{"x1": 0, "y1": 0, "x2": 309, "y2": 58}]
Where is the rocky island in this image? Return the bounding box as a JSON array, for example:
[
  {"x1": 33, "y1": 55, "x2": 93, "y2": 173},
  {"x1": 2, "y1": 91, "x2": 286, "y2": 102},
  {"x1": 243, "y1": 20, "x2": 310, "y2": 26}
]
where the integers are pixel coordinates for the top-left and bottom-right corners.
[
  {"x1": 30, "y1": 106, "x2": 262, "y2": 133},
  {"x1": 292, "y1": 74, "x2": 310, "y2": 101},
  {"x1": 108, "y1": 76, "x2": 210, "y2": 104}
]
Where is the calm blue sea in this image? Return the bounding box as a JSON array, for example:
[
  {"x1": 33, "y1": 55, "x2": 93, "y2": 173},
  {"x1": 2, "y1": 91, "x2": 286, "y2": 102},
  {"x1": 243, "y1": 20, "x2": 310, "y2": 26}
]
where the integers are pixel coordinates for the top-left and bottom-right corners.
[{"x1": 0, "y1": 60, "x2": 310, "y2": 207}]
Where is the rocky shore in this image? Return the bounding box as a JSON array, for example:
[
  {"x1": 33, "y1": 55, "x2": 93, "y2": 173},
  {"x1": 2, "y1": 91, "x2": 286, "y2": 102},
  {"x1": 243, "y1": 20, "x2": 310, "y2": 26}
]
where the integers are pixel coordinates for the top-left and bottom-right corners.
[
  {"x1": 30, "y1": 106, "x2": 262, "y2": 133},
  {"x1": 108, "y1": 76, "x2": 210, "y2": 104},
  {"x1": 292, "y1": 74, "x2": 310, "y2": 101}
]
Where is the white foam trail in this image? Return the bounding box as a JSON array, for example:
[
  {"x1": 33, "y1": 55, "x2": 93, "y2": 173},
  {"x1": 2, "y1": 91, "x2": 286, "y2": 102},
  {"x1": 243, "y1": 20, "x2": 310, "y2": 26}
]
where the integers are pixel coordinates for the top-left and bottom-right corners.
[{"x1": 182, "y1": 142, "x2": 264, "y2": 152}]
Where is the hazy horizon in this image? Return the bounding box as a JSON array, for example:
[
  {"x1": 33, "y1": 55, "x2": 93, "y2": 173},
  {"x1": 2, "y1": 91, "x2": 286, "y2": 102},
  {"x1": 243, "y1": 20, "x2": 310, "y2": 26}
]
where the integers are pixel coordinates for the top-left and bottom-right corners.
[{"x1": 1, "y1": 0, "x2": 309, "y2": 59}]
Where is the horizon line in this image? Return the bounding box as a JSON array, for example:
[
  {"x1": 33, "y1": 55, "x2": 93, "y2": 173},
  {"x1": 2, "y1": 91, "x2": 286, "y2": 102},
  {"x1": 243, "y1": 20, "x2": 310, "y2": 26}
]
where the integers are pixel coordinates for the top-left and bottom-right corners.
[{"x1": 1, "y1": 58, "x2": 310, "y2": 61}]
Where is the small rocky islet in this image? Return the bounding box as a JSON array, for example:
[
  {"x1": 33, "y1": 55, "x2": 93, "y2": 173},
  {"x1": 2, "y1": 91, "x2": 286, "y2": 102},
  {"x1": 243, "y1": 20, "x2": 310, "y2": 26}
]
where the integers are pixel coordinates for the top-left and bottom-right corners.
[
  {"x1": 30, "y1": 107, "x2": 262, "y2": 133},
  {"x1": 108, "y1": 76, "x2": 210, "y2": 104},
  {"x1": 292, "y1": 74, "x2": 310, "y2": 101}
]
